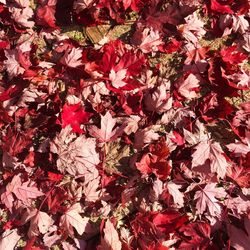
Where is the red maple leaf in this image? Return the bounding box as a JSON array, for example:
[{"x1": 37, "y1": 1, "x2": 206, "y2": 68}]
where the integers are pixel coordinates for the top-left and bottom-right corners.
[
  {"x1": 36, "y1": 0, "x2": 57, "y2": 28},
  {"x1": 210, "y1": 0, "x2": 233, "y2": 14},
  {"x1": 61, "y1": 102, "x2": 92, "y2": 133},
  {"x1": 179, "y1": 222, "x2": 211, "y2": 249},
  {"x1": 152, "y1": 210, "x2": 188, "y2": 234},
  {"x1": 221, "y1": 46, "x2": 247, "y2": 65}
]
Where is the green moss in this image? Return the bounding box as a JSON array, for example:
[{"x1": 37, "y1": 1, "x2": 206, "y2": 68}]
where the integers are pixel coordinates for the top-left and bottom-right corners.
[
  {"x1": 51, "y1": 245, "x2": 61, "y2": 250},
  {"x1": 61, "y1": 26, "x2": 87, "y2": 45},
  {"x1": 17, "y1": 238, "x2": 27, "y2": 248},
  {"x1": 225, "y1": 90, "x2": 250, "y2": 108}
]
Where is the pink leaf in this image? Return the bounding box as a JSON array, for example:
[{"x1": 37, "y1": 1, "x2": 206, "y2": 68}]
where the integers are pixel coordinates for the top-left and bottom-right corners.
[
  {"x1": 60, "y1": 203, "x2": 90, "y2": 235},
  {"x1": 232, "y1": 15, "x2": 249, "y2": 34},
  {"x1": 177, "y1": 73, "x2": 200, "y2": 99},
  {"x1": 83, "y1": 177, "x2": 101, "y2": 202},
  {"x1": 61, "y1": 48, "x2": 83, "y2": 68},
  {"x1": 4, "y1": 50, "x2": 25, "y2": 79},
  {"x1": 62, "y1": 241, "x2": 77, "y2": 250},
  {"x1": 10, "y1": 6, "x2": 35, "y2": 28},
  {"x1": 194, "y1": 183, "x2": 226, "y2": 216},
  {"x1": 89, "y1": 111, "x2": 126, "y2": 143},
  {"x1": 23, "y1": 209, "x2": 54, "y2": 238},
  {"x1": 36, "y1": 0, "x2": 57, "y2": 28},
  {"x1": 73, "y1": 0, "x2": 95, "y2": 13},
  {"x1": 138, "y1": 28, "x2": 163, "y2": 53},
  {"x1": 145, "y1": 84, "x2": 172, "y2": 113},
  {"x1": 167, "y1": 182, "x2": 184, "y2": 208},
  {"x1": 0, "y1": 229, "x2": 21, "y2": 250},
  {"x1": 192, "y1": 140, "x2": 228, "y2": 178},
  {"x1": 109, "y1": 69, "x2": 127, "y2": 88},
  {"x1": 99, "y1": 220, "x2": 122, "y2": 250},
  {"x1": 0, "y1": 192, "x2": 14, "y2": 211},
  {"x1": 13, "y1": 180, "x2": 44, "y2": 203},
  {"x1": 50, "y1": 127, "x2": 100, "y2": 177}
]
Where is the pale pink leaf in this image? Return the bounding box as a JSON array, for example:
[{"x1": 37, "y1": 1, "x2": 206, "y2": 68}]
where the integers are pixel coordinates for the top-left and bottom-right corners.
[
  {"x1": 83, "y1": 177, "x2": 101, "y2": 202},
  {"x1": 138, "y1": 28, "x2": 164, "y2": 53},
  {"x1": 2, "y1": 175, "x2": 44, "y2": 206},
  {"x1": 109, "y1": 69, "x2": 127, "y2": 88},
  {"x1": 192, "y1": 140, "x2": 210, "y2": 167},
  {"x1": 62, "y1": 241, "x2": 77, "y2": 250},
  {"x1": 183, "y1": 120, "x2": 208, "y2": 146},
  {"x1": 61, "y1": 47, "x2": 83, "y2": 68},
  {"x1": 35, "y1": 211, "x2": 54, "y2": 234},
  {"x1": 13, "y1": 181, "x2": 44, "y2": 203},
  {"x1": 10, "y1": 7, "x2": 34, "y2": 28},
  {"x1": 99, "y1": 220, "x2": 122, "y2": 250},
  {"x1": 182, "y1": 13, "x2": 206, "y2": 43},
  {"x1": 0, "y1": 192, "x2": 14, "y2": 211},
  {"x1": 232, "y1": 15, "x2": 249, "y2": 34},
  {"x1": 145, "y1": 84, "x2": 172, "y2": 113},
  {"x1": 14, "y1": 0, "x2": 30, "y2": 8},
  {"x1": 227, "y1": 140, "x2": 250, "y2": 156},
  {"x1": 149, "y1": 178, "x2": 163, "y2": 202},
  {"x1": 242, "y1": 32, "x2": 250, "y2": 52},
  {"x1": 134, "y1": 127, "x2": 160, "y2": 149},
  {"x1": 4, "y1": 49, "x2": 25, "y2": 79},
  {"x1": 50, "y1": 127, "x2": 100, "y2": 177},
  {"x1": 209, "y1": 142, "x2": 228, "y2": 179},
  {"x1": 177, "y1": 73, "x2": 200, "y2": 99},
  {"x1": 43, "y1": 226, "x2": 60, "y2": 248},
  {"x1": 6, "y1": 175, "x2": 22, "y2": 192},
  {"x1": 60, "y1": 203, "x2": 90, "y2": 235},
  {"x1": 194, "y1": 183, "x2": 226, "y2": 216},
  {"x1": 167, "y1": 182, "x2": 184, "y2": 208},
  {"x1": 122, "y1": 115, "x2": 140, "y2": 135},
  {"x1": 89, "y1": 111, "x2": 126, "y2": 143},
  {"x1": 226, "y1": 195, "x2": 250, "y2": 216},
  {"x1": 226, "y1": 70, "x2": 250, "y2": 88},
  {"x1": 192, "y1": 140, "x2": 228, "y2": 178},
  {"x1": 24, "y1": 209, "x2": 54, "y2": 237},
  {"x1": 0, "y1": 229, "x2": 21, "y2": 250}
]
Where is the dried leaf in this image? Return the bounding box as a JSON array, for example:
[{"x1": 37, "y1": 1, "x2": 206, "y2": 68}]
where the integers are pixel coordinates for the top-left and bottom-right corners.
[
  {"x1": 60, "y1": 203, "x2": 90, "y2": 235},
  {"x1": 99, "y1": 220, "x2": 122, "y2": 250},
  {"x1": 0, "y1": 229, "x2": 21, "y2": 250},
  {"x1": 194, "y1": 183, "x2": 226, "y2": 216}
]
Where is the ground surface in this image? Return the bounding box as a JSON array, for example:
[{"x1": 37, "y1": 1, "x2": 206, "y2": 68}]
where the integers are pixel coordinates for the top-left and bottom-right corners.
[{"x1": 0, "y1": 1, "x2": 250, "y2": 250}]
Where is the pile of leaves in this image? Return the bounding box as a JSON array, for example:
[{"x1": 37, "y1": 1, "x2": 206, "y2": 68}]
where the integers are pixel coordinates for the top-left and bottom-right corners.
[{"x1": 0, "y1": 0, "x2": 250, "y2": 249}]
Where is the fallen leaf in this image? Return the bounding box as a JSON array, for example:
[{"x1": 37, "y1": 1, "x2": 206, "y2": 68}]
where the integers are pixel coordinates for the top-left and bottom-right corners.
[
  {"x1": 89, "y1": 111, "x2": 126, "y2": 143},
  {"x1": 99, "y1": 219, "x2": 122, "y2": 250},
  {"x1": 194, "y1": 183, "x2": 226, "y2": 216},
  {"x1": 60, "y1": 203, "x2": 90, "y2": 235},
  {"x1": 0, "y1": 229, "x2": 21, "y2": 250}
]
